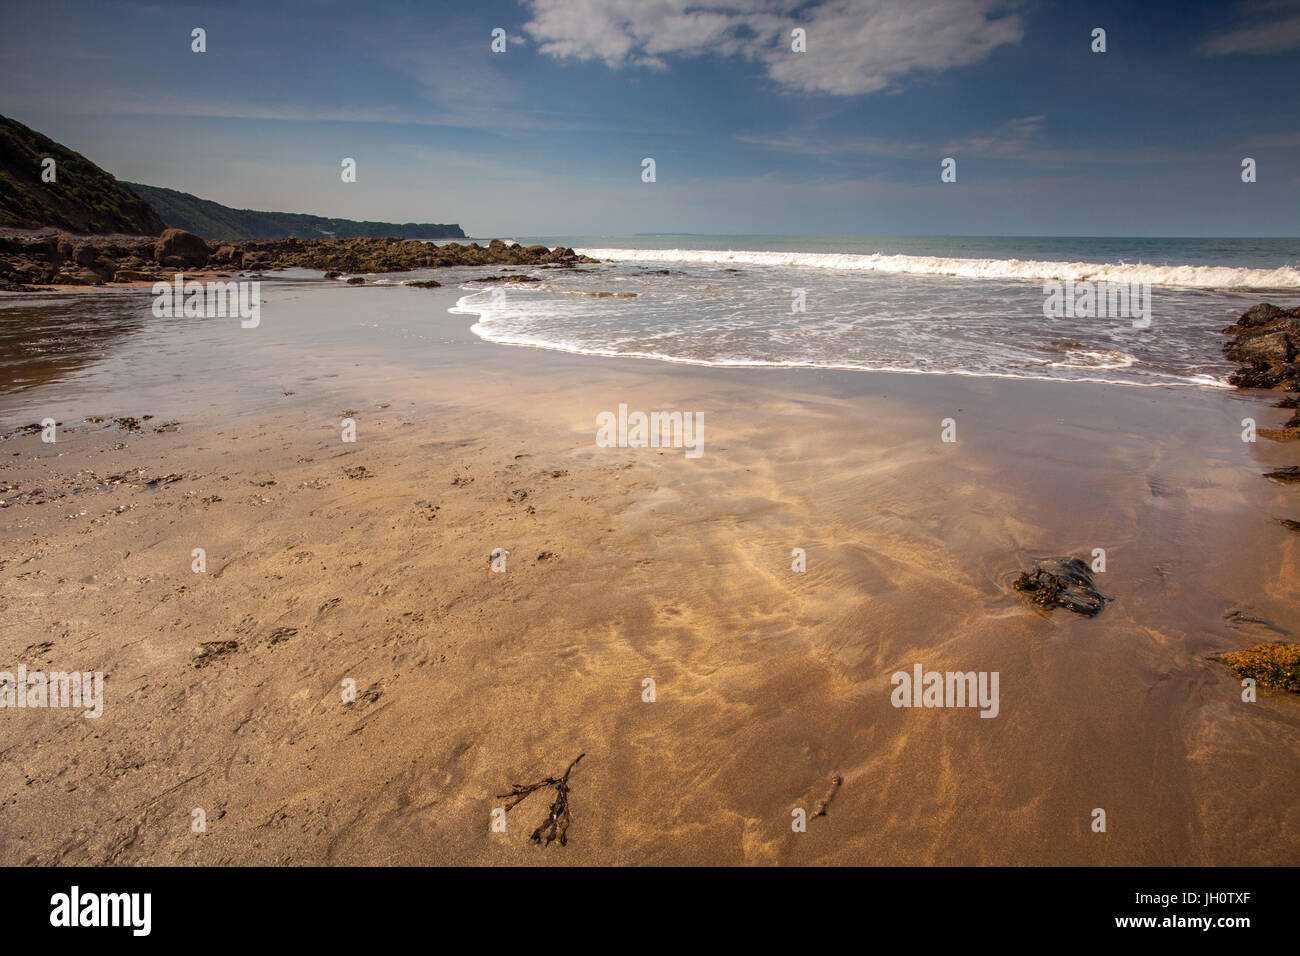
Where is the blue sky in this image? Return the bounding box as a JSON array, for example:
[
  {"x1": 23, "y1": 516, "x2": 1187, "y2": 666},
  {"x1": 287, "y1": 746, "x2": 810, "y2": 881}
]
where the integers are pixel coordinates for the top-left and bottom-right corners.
[{"x1": 1, "y1": 0, "x2": 1298, "y2": 236}]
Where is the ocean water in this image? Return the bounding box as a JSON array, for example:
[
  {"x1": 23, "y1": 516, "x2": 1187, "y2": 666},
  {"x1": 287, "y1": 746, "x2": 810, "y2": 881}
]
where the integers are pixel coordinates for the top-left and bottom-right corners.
[{"x1": 452, "y1": 235, "x2": 1300, "y2": 388}]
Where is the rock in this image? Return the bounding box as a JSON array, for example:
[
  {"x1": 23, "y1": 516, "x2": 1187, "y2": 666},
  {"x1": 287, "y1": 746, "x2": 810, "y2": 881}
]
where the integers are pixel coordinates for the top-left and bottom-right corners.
[
  {"x1": 1013, "y1": 557, "x2": 1107, "y2": 616},
  {"x1": 113, "y1": 270, "x2": 160, "y2": 282},
  {"x1": 57, "y1": 267, "x2": 106, "y2": 286},
  {"x1": 346, "y1": 276, "x2": 365, "y2": 285},
  {"x1": 1233, "y1": 303, "x2": 1289, "y2": 330},
  {"x1": 407, "y1": 279, "x2": 441, "y2": 288},
  {"x1": 155, "y1": 229, "x2": 210, "y2": 268},
  {"x1": 1264, "y1": 466, "x2": 1300, "y2": 484},
  {"x1": 1227, "y1": 330, "x2": 1294, "y2": 365},
  {"x1": 1223, "y1": 302, "x2": 1300, "y2": 391},
  {"x1": 0, "y1": 235, "x2": 596, "y2": 292}
]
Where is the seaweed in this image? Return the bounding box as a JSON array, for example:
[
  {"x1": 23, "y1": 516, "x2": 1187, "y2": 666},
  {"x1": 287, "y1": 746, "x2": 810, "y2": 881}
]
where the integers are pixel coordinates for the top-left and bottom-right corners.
[
  {"x1": 810, "y1": 772, "x2": 842, "y2": 819},
  {"x1": 497, "y1": 753, "x2": 585, "y2": 847},
  {"x1": 1216, "y1": 642, "x2": 1300, "y2": 692},
  {"x1": 1013, "y1": 557, "x2": 1106, "y2": 617}
]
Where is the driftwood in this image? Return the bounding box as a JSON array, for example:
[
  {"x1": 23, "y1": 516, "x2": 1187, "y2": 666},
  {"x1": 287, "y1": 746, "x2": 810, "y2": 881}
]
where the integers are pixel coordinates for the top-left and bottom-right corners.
[
  {"x1": 497, "y1": 753, "x2": 585, "y2": 847},
  {"x1": 810, "y1": 772, "x2": 842, "y2": 819}
]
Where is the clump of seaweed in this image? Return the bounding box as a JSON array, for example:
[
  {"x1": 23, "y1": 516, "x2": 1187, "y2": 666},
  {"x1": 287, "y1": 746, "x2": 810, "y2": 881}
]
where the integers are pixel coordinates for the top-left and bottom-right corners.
[
  {"x1": 497, "y1": 753, "x2": 585, "y2": 847},
  {"x1": 1216, "y1": 642, "x2": 1300, "y2": 692},
  {"x1": 1013, "y1": 557, "x2": 1106, "y2": 617},
  {"x1": 810, "y1": 772, "x2": 842, "y2": 819}
]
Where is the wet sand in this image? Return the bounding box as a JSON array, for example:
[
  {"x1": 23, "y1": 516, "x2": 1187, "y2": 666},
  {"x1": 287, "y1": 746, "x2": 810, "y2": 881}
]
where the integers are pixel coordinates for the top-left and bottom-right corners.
[{"x1": 1, "y1": 281, "x2": 1297, "y2": 864}]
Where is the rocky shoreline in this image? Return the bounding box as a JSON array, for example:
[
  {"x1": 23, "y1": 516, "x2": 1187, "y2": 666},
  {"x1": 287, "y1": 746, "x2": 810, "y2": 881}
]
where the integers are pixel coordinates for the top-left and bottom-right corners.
[
  {"x1": 1223, "y1": 302, "x2": 1300, "y2": 440},
  {"x1": 0, "y1": 228, "x2": 596, "y2": 291},
  {"x1": 1222, "y1": 302, "x2": 1300, "y2": 392}
]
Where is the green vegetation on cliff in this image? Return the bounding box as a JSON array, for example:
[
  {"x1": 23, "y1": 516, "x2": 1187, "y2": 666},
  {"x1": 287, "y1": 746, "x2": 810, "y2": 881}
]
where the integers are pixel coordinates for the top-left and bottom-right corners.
[
  {"x1": 126, "y1": 182, "x2": 465, "y2": 241},
  {"x1": 0, "y1": 114, "x2": 166, "y2": 234}
]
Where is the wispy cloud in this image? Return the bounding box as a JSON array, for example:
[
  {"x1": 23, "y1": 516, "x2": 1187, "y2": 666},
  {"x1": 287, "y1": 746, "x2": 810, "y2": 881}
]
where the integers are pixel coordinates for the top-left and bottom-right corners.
[
  {"x1": 1199, "y1": 0, "x2": 1300, "y2": 55},
  {"x1": 733, "y1": 115, "x2": 1276, "y2": 175}
]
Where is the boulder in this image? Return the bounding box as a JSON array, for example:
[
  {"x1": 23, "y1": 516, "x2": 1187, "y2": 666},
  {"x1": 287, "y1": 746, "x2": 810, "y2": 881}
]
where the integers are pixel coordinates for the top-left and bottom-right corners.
[
  {"x1": 154, "y1": 229, "x2": 210, "y2": 268},
  {"x1": 72, "y1": 243, "x2": 100, "y2": 267}
]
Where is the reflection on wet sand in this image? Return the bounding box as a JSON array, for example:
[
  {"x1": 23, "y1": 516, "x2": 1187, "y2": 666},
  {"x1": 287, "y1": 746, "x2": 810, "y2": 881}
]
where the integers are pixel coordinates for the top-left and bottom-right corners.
[{"x1": 0, "y1": 294, "x2": 149, "y2": 394}]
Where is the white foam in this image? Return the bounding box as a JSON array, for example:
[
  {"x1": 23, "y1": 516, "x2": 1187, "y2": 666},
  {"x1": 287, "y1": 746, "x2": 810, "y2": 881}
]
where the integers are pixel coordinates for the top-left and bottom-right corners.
[
  {"x1": 576, "y1": 247, "x2": 1300, "y2": 290},
  {"x1": 450, "y1": 294, "x2": 1230, "y2": 389}
]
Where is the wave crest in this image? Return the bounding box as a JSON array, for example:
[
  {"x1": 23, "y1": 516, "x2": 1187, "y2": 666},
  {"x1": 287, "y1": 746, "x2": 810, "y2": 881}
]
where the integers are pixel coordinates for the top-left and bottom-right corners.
[{"x1": 576, "y1": 247, "x2": 1300, "y2": 290}]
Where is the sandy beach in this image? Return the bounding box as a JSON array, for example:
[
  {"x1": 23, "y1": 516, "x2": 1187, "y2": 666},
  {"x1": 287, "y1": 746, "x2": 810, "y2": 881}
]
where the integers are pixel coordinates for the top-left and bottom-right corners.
[{"x1": 1, "y1": 279, "x2": 1297, "y2": 865}]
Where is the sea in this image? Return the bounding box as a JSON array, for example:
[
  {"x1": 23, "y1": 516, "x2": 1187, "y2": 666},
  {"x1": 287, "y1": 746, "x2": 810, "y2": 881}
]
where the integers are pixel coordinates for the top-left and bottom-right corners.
[
  {"x1": 450, "y1": 235, "x2": 1300, "y2": 388},
  {"x1": 4, "y1": 235, "x2": 1300, "y2": 428}
]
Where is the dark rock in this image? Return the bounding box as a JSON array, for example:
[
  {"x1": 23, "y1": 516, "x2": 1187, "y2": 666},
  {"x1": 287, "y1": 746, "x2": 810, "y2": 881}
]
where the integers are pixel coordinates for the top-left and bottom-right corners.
[
  {"x1": 1223, "y1": 302, "x2": 1300, "y2": 391},
  {"x1": 154, "y1": 228, "x2": 210, "y2": 267},
  {"x1": 1264, "y1": 466, "x2": 1300, "y2": 484},
  {"x1": 58, "y1": 267, "x2": 105, "y2": 286},
  {"x1": 1233, "y1": 303, "x2": 1289, "y2": 330},
  {"x1": 0, "y1": 234, "x2": 596, "y2": 291},
  {"x1": 407, "y1": 279, "x2": 441, "y2": 288},
  {"x1": 1013, "y1": 557, "x2": 1107, "y2": 617},
  {"x1": 1227, "y1": 331, "x2": 1292, "y2": 365},
  {"x1": 346, "y1": 276, "x2": 365, "y2": 285}
]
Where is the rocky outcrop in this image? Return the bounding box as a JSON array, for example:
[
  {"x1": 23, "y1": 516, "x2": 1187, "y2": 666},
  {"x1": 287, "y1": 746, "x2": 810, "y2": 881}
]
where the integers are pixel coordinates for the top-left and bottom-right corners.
[
  {"x1": 1222, "y1": 302, "x2": 1300, "y2": 390},
  {"x1": 0, "y1": 231, "x2": 596, "y2": 289},
  {"x1": 203, "y1": 236, "x2": 591, "y2": 273}
]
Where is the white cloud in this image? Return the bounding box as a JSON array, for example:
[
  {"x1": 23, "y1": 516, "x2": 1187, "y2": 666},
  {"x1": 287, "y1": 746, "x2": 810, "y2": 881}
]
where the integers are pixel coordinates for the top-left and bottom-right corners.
[{"x1": 521, "y1": 0, "x2": 1024, "y2": 95}]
